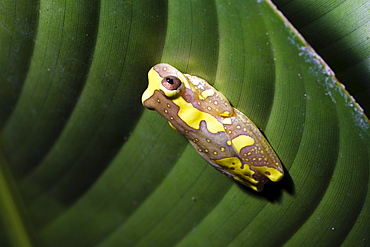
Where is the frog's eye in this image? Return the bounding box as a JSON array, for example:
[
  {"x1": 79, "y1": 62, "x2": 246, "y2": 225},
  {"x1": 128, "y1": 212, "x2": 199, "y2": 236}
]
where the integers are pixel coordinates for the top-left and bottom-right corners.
[
  {"x1": 160, "y1": 76, "x2": 183, "y2": 97},
  {"x1": 162, "y1": 76, "x2": 182, "y2": 90}
]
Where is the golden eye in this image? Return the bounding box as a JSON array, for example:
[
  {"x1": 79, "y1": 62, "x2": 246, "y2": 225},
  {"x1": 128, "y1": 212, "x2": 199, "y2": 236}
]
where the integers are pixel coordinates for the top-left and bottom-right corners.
[{"x1": 161, "y1": 76, "x2": 182, "y2": 90}]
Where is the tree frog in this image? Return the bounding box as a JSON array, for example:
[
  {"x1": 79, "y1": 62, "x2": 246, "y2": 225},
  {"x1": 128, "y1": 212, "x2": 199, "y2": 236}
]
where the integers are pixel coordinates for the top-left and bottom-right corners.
[{"x1": 142, "y1": 63, "x2": 284, "y2": 191}]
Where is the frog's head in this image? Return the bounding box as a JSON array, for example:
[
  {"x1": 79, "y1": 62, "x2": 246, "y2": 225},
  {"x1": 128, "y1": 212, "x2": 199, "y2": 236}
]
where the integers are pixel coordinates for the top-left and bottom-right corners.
[{"x1": 142, "y1": 63, "x2": 195, "y2": 109}]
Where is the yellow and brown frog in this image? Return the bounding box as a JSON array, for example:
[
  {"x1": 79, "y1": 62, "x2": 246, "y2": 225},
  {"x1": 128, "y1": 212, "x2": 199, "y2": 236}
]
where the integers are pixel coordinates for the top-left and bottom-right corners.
[{"x1": 142, "y1": 63, "x2": 284, "y2": 191}]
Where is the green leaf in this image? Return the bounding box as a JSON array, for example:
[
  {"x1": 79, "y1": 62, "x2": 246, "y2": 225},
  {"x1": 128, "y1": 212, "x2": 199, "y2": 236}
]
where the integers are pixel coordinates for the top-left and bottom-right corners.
[
  {"x1": 274, "y1": 0, "x2": 370, "y2": 116},
  {"x1": 0, "y1": 0, "x2": 369, "y2": 246}
]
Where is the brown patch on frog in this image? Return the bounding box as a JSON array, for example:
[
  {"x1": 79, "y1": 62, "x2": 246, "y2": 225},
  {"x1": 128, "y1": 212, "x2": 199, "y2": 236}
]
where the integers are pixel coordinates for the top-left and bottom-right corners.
[
  {"x1": 182, "y1": 87, "x2": 197, "y2": 103},
  {"x1": 186, "y1": 120, "x2": 238, "y2": 161},
  {"x1": 144, "y1": 90, "x2": 197, "y2": 134},
  {"x1": 153, "y1": 63, "x2": 179, "y2": 78},
  {"x1": 142, "y1": 90, "x2": 166, "y2": 110}
]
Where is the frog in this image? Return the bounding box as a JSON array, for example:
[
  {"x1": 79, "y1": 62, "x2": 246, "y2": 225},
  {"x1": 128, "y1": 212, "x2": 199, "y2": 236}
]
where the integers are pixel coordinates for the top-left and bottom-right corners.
[{"x1": 142, "y1": 63, "x2": 284, "y2": 191}]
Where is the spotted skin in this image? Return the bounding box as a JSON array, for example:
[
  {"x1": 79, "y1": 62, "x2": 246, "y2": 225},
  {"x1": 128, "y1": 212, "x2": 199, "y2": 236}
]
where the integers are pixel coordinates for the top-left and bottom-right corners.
[{"x1": 142, "y1": 63, "x2": 284, "y2": 191}]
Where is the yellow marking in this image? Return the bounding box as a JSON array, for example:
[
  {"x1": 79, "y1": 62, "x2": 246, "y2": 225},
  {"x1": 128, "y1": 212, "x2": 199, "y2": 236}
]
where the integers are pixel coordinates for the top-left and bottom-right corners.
[
  {"x1": 219, "y1": 111, "x2": 231, "y2": 117},
  {"x1": 164, "y1": 109, "x2": 168, "y2": 113},
  {"x1": 243, "y1": 128, "x2": 247, "y2": 131},
  {"x1": 253, "y1": 166, "x2": 284, "y2": 182},
  {"x1": 200, "y1": 89, "x2": 215, "y2": 98},
  {"x1": 206, "y1": 139, "x2": 211, "y2": 142},
  {"x1": 167, "y1": 104, "x2": 171, "y2": 108},
  {"x1": 233, "y1": 176, "x2": 259, "y2": 191},
  {"x1": 168, "y1": 121, "x2": 177, "y2": 131},
  {"x1": 227, "y1": 141, "x2": 232, "y2": 146},
  {"x1": 213, "y1": 157, "x2": 256, "y2": 181},
  {"x1": 213, "y1": 157, "x2": 240, "y2": 167},
  {"x1": 170, "y1": 117, "x2": 174, "y2": 120},
  {"x1": 198, "y1": 149, "x2": 202, "y2": 152},
  {"x1": 177, "y1": 71, "x2": 196, "y2": 91},
  {"x1": 214, "y1": 101, "x2": 218, "y2": 105},
  {"x1": 157, "y1": 99, "x2": 161, "y2": 103},
  {"x1": 205, "y1": 149, "x2": 209, "y2": 153},
  {"x1": 207, "y1": 106, "x2": 212, "y2": 111},
  {"x1": 213, "y1": 151, "x2": 218, "y2": 155},
  {"x1": 222, "y1": 118, "x2": 232, "y2": 125},
  {"x1": 142, "y1": 69, "x2": 165, "y2": 102},
  {"x1": 220, "y1": 147, "x2": 225, "y2": 151},
  {"x1": 172, "y1": 97, "x2": 224, "y2": 133},
  {"x1": 232, "y1": 135, "x2": 255, "y2": 153}
]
